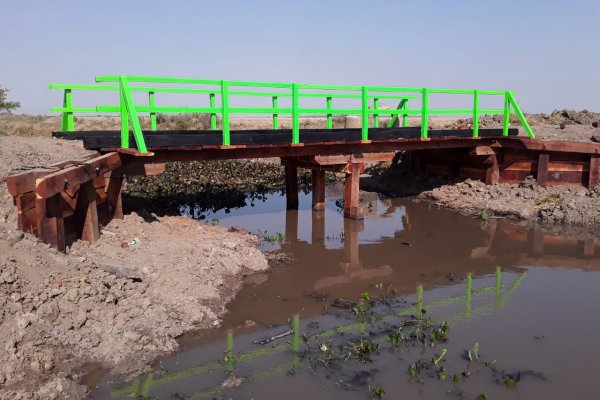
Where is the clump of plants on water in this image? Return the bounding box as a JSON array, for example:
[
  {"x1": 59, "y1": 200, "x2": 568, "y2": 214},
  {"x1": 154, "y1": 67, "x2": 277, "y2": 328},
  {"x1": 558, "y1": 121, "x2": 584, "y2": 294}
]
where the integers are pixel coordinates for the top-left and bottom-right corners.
[
  {"x1": 293, "y1": 283, "x2": 546, "y2": 399},
  {"x1": 257, "y1": 229, "x2": 285, "y2": 244},
  {"x1": 124, "y1": 160, "x2": 337, "y2": 216}
]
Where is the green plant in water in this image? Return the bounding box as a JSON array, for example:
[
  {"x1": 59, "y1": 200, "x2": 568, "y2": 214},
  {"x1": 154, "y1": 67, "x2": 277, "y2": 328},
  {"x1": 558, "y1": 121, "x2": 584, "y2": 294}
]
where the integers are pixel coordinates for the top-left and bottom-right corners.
[
  {"x1": 433, "y1": 348, "x2": 447, "y2": 365},
  {"x1": 467, "y1": 342, "x2": 480, "y2": 362},
  {"x1": 431, "y1": 320, "x2": 449, "y2": 342},
  {"x1": 372, "y1": 386, "x2": 385, "y2": 398},
  {"x1": 353, "y1": 299, "x2": 371, "y2": 316},
  {"x1": 361, "y1": 291, "x2": 372, "y2": 302},
  {"x1": 389, "y1": 328, "x2": 406, "y2": 345},
  {"x1": 477, "y1": 209, "x2": 490, "y2": 221},
  {"x1": 343, "y1": 339, "x2": 379, "y2": 362}
]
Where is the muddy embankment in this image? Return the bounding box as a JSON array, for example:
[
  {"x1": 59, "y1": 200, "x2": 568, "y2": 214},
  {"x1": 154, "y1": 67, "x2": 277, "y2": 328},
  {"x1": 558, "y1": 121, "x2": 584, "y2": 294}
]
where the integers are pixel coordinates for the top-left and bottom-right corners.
[{"x1": 0, "y1": 136, "x2": 270, "y2": 399}]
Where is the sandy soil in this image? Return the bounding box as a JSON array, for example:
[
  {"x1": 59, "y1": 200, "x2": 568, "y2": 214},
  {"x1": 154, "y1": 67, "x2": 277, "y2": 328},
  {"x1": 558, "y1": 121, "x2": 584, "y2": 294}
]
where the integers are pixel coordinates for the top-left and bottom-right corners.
[{"x1": 0, "y1": 136, "x2": 269, "y2": 399}]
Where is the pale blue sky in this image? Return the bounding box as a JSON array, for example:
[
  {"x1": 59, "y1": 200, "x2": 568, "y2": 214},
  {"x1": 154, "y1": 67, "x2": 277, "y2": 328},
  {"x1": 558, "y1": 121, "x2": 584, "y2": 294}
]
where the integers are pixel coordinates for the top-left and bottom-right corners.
[{"x1": 1, "y1": 0, "x2": 598, "y2": 114}]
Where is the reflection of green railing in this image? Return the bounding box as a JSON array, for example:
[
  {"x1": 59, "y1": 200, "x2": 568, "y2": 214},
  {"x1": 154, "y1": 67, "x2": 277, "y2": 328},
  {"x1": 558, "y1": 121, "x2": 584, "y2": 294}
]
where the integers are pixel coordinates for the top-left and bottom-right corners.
[
  {"x1": 49, "y1": 76, "x2": 535, "y2": 154},
  {"x1": 111, "y1": 268, "x2": 525, "y2": 399}
]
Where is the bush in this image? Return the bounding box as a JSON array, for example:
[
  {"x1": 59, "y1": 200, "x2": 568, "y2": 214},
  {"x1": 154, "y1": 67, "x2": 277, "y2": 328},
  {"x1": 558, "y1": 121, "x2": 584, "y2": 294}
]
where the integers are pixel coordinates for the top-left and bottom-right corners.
[{"x1": 0, "y1": 86, "x2": 20, "y2": 114}]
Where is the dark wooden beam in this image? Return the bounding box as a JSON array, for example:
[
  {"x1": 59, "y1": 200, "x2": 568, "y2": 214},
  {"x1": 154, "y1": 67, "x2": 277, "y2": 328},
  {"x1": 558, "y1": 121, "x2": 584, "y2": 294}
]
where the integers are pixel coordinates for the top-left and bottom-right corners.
[
  {"x1": 537, "y1": 153, "x2": 550, "y2": 187},
  {"x1": 312, "y1": 169, "x2": 325, "y2": 211},
  {"x1": 284, "y1": 164, "x2": 298, "y2": 210},
  {"x1": 36, "y1": 153, "x2": 122, "y2": 199},
  {"x1": 74, "y1": 181, "x2": 100, "y2": 244},
  {"x1": 36, "y1": 194, "x2": 66, "y2": 252},
  {"x1": 590, "y1": 154, "x2": 600, "y2": 189}
]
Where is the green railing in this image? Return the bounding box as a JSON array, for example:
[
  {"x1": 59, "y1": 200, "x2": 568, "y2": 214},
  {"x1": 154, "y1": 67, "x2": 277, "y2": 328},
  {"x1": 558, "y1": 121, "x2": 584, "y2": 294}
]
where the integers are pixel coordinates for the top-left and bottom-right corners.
[{"x1": 49, "y1": 76, "x2": 535, "y2": 154}]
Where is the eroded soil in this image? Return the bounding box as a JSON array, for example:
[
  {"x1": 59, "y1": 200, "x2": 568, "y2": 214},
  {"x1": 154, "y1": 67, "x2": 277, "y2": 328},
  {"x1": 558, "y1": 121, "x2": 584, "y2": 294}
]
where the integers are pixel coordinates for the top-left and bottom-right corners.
[{"x1": 0, "y1": 136, "x2": 269, "y2": 399}]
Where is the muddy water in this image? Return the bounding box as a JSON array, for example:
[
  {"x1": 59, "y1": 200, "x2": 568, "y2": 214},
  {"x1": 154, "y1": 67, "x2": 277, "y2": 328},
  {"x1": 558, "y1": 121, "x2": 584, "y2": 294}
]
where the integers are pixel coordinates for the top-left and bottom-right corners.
[{"x1": 92, "y1": 185, "x2": 600, "y2": 399}]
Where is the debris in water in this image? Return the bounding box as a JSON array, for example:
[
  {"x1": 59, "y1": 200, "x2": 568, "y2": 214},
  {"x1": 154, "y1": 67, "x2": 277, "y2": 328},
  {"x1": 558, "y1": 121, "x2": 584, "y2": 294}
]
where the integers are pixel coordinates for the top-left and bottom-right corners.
[{"x1": 254, "y1": 329, "x2": 294, "y2": 345}]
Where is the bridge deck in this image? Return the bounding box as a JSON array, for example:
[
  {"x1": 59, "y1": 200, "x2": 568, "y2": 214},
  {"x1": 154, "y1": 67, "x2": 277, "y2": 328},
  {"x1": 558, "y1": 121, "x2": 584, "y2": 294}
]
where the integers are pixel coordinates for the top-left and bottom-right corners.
[{"x1": 54, "y1": 127, "x2": 517, "y2": 152}]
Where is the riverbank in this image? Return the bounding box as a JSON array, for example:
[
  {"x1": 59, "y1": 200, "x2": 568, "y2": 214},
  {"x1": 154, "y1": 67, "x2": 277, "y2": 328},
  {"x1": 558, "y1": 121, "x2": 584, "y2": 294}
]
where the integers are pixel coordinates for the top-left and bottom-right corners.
[{"x1": 0, "y1": 136, "x2": 269, "y2": 399}]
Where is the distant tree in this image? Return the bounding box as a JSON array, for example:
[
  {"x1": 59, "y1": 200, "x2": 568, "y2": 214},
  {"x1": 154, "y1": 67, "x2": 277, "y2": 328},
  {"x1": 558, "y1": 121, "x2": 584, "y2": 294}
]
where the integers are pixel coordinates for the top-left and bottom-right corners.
[{"x1": 0, "y1": 86, "x2": 20, "y2": 114}]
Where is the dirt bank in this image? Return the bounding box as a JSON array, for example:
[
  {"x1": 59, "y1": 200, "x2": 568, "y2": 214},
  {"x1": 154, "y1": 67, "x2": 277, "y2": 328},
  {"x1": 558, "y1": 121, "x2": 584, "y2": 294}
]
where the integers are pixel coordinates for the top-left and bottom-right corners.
[
  {"x1": 0, "y1": 136, "x2": 269, "y2": 399},
  {"x1": 420, "y1": 178, "x2": 600, "y2": 230}
]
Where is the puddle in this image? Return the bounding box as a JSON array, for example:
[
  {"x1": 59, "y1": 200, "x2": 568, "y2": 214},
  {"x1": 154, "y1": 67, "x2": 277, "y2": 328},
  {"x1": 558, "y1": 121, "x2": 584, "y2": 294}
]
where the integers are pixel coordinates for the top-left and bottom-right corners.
[{"x1": 91, "y1": 184, "x2": 600, "y2": 399}]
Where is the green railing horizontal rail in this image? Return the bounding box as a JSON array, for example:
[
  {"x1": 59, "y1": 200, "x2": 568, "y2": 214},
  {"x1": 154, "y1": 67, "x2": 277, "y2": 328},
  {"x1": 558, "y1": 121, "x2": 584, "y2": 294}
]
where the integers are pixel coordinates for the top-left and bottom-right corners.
[{"x1": 49, "y1": 76, "x2": 535, "y2": 154}]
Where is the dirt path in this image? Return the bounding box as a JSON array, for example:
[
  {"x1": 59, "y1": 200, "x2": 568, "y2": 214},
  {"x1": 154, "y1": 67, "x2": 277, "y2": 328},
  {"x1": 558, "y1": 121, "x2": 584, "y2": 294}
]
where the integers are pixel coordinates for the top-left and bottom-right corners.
[{"x1": 0, "y1": 136, "x2": 269, "y2": 399}]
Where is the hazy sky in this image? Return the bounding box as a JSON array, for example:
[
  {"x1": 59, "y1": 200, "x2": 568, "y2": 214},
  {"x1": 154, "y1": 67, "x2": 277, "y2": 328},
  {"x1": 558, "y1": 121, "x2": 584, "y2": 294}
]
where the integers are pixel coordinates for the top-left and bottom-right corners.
[{"x1": 1, "y1": 0, "x2": 598, "y2": 114}]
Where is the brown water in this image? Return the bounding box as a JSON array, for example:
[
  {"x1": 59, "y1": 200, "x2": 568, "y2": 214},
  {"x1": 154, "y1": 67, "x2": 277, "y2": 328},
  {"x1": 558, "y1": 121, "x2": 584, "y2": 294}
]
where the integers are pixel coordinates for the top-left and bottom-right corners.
[{"x1": 91, "y1": 185, "x2": 600, "y2": 399}]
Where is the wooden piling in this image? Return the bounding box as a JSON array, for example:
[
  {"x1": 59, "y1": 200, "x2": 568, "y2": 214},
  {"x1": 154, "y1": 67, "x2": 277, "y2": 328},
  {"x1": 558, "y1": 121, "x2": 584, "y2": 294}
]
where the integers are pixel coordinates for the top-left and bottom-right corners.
[
  {"x1": 311, "y1": 169, "x2": 325, "y2": 211},
  {"x1": 285, "y1": 164, "x2": 298, "y2": 210},
  {"x1": 74, "y1": 181, "x2": 100, "y2": 244},
  {"x1": 343, "y1": 163, "x2": 364, "y2": 220}
]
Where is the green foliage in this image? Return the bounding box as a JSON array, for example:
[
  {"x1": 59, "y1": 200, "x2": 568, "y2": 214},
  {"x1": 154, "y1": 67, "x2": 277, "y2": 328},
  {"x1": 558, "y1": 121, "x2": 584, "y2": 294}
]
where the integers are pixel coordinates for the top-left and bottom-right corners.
[
  {"x1": 477, "y1": 209, "x2": 490, "y2": 221},
  {"x1": 0, "y1": 86, "x2": 20, "y2": 114},
  {"x1": 342, "y1": 339, "x2": 379, "y2": 362},
  {"x1": 372, "y1": 386, "x2": 385, "y2": 398}
]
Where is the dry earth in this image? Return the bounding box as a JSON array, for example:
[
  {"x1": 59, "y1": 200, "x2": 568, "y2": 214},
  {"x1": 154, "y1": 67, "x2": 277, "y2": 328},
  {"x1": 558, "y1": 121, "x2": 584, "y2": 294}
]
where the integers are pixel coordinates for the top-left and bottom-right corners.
[{"x1": 0, "y1": 136, "x2": 269, "y2": 399}]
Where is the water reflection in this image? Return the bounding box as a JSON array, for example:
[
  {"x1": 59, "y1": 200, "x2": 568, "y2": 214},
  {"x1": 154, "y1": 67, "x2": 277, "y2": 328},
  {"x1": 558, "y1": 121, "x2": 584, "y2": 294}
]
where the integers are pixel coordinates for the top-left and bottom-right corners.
[{"x1": 93, "y1": 186, "x2": 600, "y2": 399}]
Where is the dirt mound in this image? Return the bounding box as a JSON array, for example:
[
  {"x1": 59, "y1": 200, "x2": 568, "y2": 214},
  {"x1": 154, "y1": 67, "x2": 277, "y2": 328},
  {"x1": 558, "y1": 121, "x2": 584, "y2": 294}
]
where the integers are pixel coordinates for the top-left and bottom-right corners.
[
  {"x1": 0, "y1": 135, "x2": 269, "y2": 399},
  {"x1": 420, "y1": 177, "x2": 600, "y2": 229},
  {"x1": 530, "y1": 109, "x2": 600, "y2": 126}
]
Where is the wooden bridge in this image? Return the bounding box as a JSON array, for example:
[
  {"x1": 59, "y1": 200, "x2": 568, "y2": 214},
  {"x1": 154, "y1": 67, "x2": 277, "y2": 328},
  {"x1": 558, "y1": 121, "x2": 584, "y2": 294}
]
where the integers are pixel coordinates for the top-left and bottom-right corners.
[{"x1": 5, "y1": 76, "x2": 600, "y2": 252}]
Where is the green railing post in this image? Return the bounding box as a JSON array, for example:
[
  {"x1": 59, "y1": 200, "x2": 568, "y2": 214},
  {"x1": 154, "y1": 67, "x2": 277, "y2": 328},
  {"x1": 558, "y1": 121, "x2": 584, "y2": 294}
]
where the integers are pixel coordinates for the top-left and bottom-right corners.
[
  {"x1": 421, "y1": 89, "x2": 429, "y2": 139},
  {"x1": 373, "y1": 97, "x2": 379, "y2": 128},
  {"x1": 507, "y1": 91, "x2": 535, "y2": 138},
  {"x1": 209, "y1": 93, "x2": 217, "y2": 130},
  {"x1": 416, "y1": 284, "x2": 423, "y2": 319},
  {"x1": 119, "y1": 85, "x2": 129, "y2": 149},
  {"x1": 502, "y1": 92, "x2": 510, "y2": 136},
  {"x1": 61, "y1": 89, "x2": 75, "y2": 132},
  {"x1": 292, "y1": 83, "x2": 300, "y2": 144},
  {"x1": 118, "y1": 76, "x2": 148, "y2": 153},
  {"x1": 326, "y1": 96, "x2": 333, "y2": 129},
  {"x1": 226, "y1": 330, "x2": 234, "y2": 373},
  {"x1": 361, "y1": 86, "x2": 369, "y2": 141},
  {"x1": 292, "y1": 314, "x2": 300, "y2": 368},
  {"x1": 402, "y1": 99, "x2": 409, "y2": 127},
  {"x1": 292, "y1": 314, "x2": 300, "y2": 352},
  {"x1": 494, "y1": 267, "x2": 502, "y2": 307},
  {"x1": 465, "y1": 273, "x2": 473, "y2": 317},
  {"x1": 149, "y1": 91, "x2": 157, "y2": 131},
  {"x1": 220, "y1": 81, "x2": 230, "y2": 146},
  {"x1": 473, "y1": 90, "x2": 480, "y2": 138},
  {"x1": 272, "y1": 96, "x2": 279, "y2": 129}
]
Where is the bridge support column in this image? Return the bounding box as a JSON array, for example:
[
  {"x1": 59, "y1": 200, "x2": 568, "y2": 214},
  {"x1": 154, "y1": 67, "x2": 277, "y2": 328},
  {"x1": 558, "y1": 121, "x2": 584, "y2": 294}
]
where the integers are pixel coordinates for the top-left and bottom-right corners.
[
  {"x1": 343, "y1": 163, "x2": 364, "y2": 220},
  {"x1": 312, "y1": 169, "x2": 325, "y2": 211},
  {"x1": 285, "y1": 164, "x2": 298, "y2": 210}
]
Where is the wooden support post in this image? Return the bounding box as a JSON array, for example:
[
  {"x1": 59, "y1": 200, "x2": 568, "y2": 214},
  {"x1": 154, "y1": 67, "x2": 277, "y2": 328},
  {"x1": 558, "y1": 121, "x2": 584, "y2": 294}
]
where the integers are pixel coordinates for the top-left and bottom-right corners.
[
  {"x1": 343, "y1": 163, "x2": 364, "y2": 220},
  {"x1": 74, "y1": 181, "x2": 100, "y2": 244},
  {"x1": 285, "y1": 164, "x2": 299, "y2": 210},
  {"x1": 312, "y1": 169, "x2": 325, "y2": 211},
  {"x1": 485, "y1": 154, "x2": 500, "y2": 185},
  {"x1": 537, "y1": 152, "x2": 549, "y2": 187},
  {"x1": 589, "y1": 154, "x2": 600, "y2": 189},
  {"x1": 105, "y1": 170, "x2": 124, "y2": 220},
  {"x1": 36, "y1": 194, "x2": 66, "y2": 252}
]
